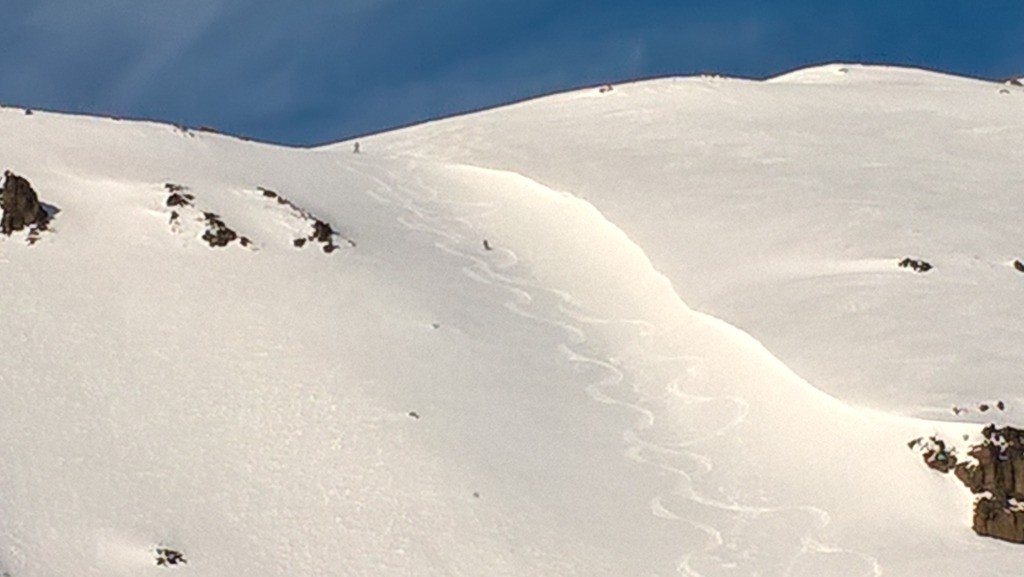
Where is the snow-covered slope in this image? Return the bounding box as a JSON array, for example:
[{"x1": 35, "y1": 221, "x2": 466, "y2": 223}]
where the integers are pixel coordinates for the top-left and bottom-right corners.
[{"x1": 1, "y1": 63, "x2": 1022, "y2": 577}]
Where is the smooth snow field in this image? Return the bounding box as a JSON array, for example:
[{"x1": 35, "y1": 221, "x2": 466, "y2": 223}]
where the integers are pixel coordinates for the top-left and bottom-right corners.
[{"x1": 1, "y1": 64, "x2": 1023, "y2": 576}]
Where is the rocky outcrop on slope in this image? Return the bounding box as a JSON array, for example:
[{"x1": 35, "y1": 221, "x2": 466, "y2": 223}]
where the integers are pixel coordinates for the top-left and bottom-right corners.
[
  {"x1": 954, "y1": 425, "x2": 1024, "y2": 542},
  {"x1": 154, "y1": 547, "x2": 187, "y2": 566},
  {"x1": 917, "y1": 425, "x2": 1024, "y2": 543},
  {"x1": 201, "y1": 212, "x2": 240, "y2": 247},
  {"x1": 257, "y1": 186, "x2": 354, "y2": 252},
  {"x1": 163, "y1": 183, "x2": 251, "y2": 249},
  {"x1": 1, "y1": 170, "x2": 50, "y2": 237},
  {"x1": 898, "y1": 257, "x2": 932, "y2": 273},
  {"x1": 910, "y1": 435, "x2": 958, "y2": 473},
  {"x1": 160, "y1": 183, "x2": 350, "y2": 252}
]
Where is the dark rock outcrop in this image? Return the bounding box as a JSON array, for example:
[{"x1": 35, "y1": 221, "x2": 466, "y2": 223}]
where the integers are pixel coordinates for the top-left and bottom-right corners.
[
  {"x1": 166, "y1": 192, "x2": 194, "y2": 208},
  {"x1": 973, "y1": 497, "x2": 1024, "y2": 542},
  {"x1": 311, "y1": 219, "x2": 334, "y2": 244},
  {"x1": 164, "y1": 184, "x2": 194, "y2": 209},
  {"x1": 1014, "y1": 260, "x2": 1024, "y2": 273},
  {"x1": 954, "y1": 426, "x2": 1024, "y2": 498},
  {"x1": 252, "y1": 185, "x2": 356, "y2": 252},
  {"x1": 309, "y1": 219, "x2": 339, "y2": 253},
  {"x1": 927, "y1": 425, "x2": 1024, "y2": 543},
  {"x1": 201, "y1": 212, "x2": 238, "y2": 248},
  {"x1": 1, "y1": 171, "x2": 49, "y2": 235},
  {"x1": 155, "y1": 547, "x2": 187, "y2": 566},
  {"x1": 898, "y1": 257, "x2": 932, "y2": 273}
]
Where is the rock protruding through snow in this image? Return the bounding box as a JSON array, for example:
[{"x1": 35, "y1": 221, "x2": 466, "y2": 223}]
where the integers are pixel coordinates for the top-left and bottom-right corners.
[
  {"x1": 910, "y1": 436, "x2": 958, "y2": 473},
  {"x1": 257, "y1": 186, "x2": 353, "y2": 252},
  {"x1": 954, "y1": 425, "x2": 1024, "y2": 542},
  {"x1": 920, "y1": 425, "x2": 1024, "y2": 543},
  {"x1": 154, "y1": 547, "x2": 187, "y2": 567},
  {"x1": 898, "y1": 257, "x2": 932, "y2": 273},
  {"x1": 163, "y1": 183, "x2": 251, "y2": 249},
  {"x1": 1, "y1": 170, "x2": 50, "y2": 236},
  {"x1": 201, "y1": 211, "x2": 240, "y2": 248}
]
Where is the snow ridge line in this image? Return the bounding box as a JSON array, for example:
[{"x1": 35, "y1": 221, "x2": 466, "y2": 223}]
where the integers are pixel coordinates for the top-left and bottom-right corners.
[{"x1": 346, "y1": 155, "x2": 883, "y2": 576}]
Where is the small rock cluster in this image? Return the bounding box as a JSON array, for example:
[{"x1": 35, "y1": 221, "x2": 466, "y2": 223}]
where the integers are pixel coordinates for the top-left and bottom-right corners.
[
  {"x1": 258, "y1": 186, "x2": 351, "y2": 253},
  {"x1": 953, "y1": 401, "x2": 1006, "y2": 415},
  {"x1": 165, "y1": 183, "x2": 195, "y2": 225},
  {"x1": 201, "y1": 211, "x2": 243, "y2": 247},
  {"x1": 897, "y1": 256, "x2": 1024, "y2": 275},
  {"x1": 155, "y1": 547, "x2": 187, "y2": 567},
  {"x1": 898, "y1": 257, "x2": 932, "y2": 273},
  {"x1": 164, "y1": 183, "x2": 250, "y2": 249}
]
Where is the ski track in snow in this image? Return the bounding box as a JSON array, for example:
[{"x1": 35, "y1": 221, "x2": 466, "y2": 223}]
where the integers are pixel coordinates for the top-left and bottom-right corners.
[{"x1": 348, "y1": 157, "x2": 882, "y2": 577}]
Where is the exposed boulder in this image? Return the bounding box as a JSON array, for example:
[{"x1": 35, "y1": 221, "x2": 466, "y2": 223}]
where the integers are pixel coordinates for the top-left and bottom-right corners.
[
  {"x1": 1014, "y1": 260, "x2": 1024, "y2": 273},
  {"x1": 1, "y1": 170, "x2": 49, "y2": 235}
]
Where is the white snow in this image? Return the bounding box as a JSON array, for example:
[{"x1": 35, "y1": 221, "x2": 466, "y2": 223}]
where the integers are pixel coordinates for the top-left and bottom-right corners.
[{"x1": 1, "y1": 63, "x2": 1022, "y2": 576}]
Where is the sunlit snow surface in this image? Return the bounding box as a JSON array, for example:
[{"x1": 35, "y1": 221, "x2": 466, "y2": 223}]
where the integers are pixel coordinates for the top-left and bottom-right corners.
[{"x1": 1, "y1": 64, "x2": 1022, "y2": 576}]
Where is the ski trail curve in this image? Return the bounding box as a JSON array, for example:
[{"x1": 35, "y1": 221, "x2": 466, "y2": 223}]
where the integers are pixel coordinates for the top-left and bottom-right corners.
[{"x1": 343, "y1": 155, "x2": 883, "y2": 577}]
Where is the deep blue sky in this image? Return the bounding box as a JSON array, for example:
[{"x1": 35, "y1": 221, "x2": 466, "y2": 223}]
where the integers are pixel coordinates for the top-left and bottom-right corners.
[{"x1": 2, "y1": 1, "x2": 1022, "y2": 146}]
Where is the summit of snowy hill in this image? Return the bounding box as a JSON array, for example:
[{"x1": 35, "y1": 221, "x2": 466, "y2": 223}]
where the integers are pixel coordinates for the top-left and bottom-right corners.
[
  {"x1": 766, "y1": 62, "x2": 999, "y2": 86},
  {"x1": 2, "y1": 63, "x2": 1024, "y2": 577}
]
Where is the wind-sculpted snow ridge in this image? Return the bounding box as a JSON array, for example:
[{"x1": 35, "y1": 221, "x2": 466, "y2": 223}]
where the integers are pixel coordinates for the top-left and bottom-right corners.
[{"x1": 346, "y1": 157, "x2": 999, "y2": 575}]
